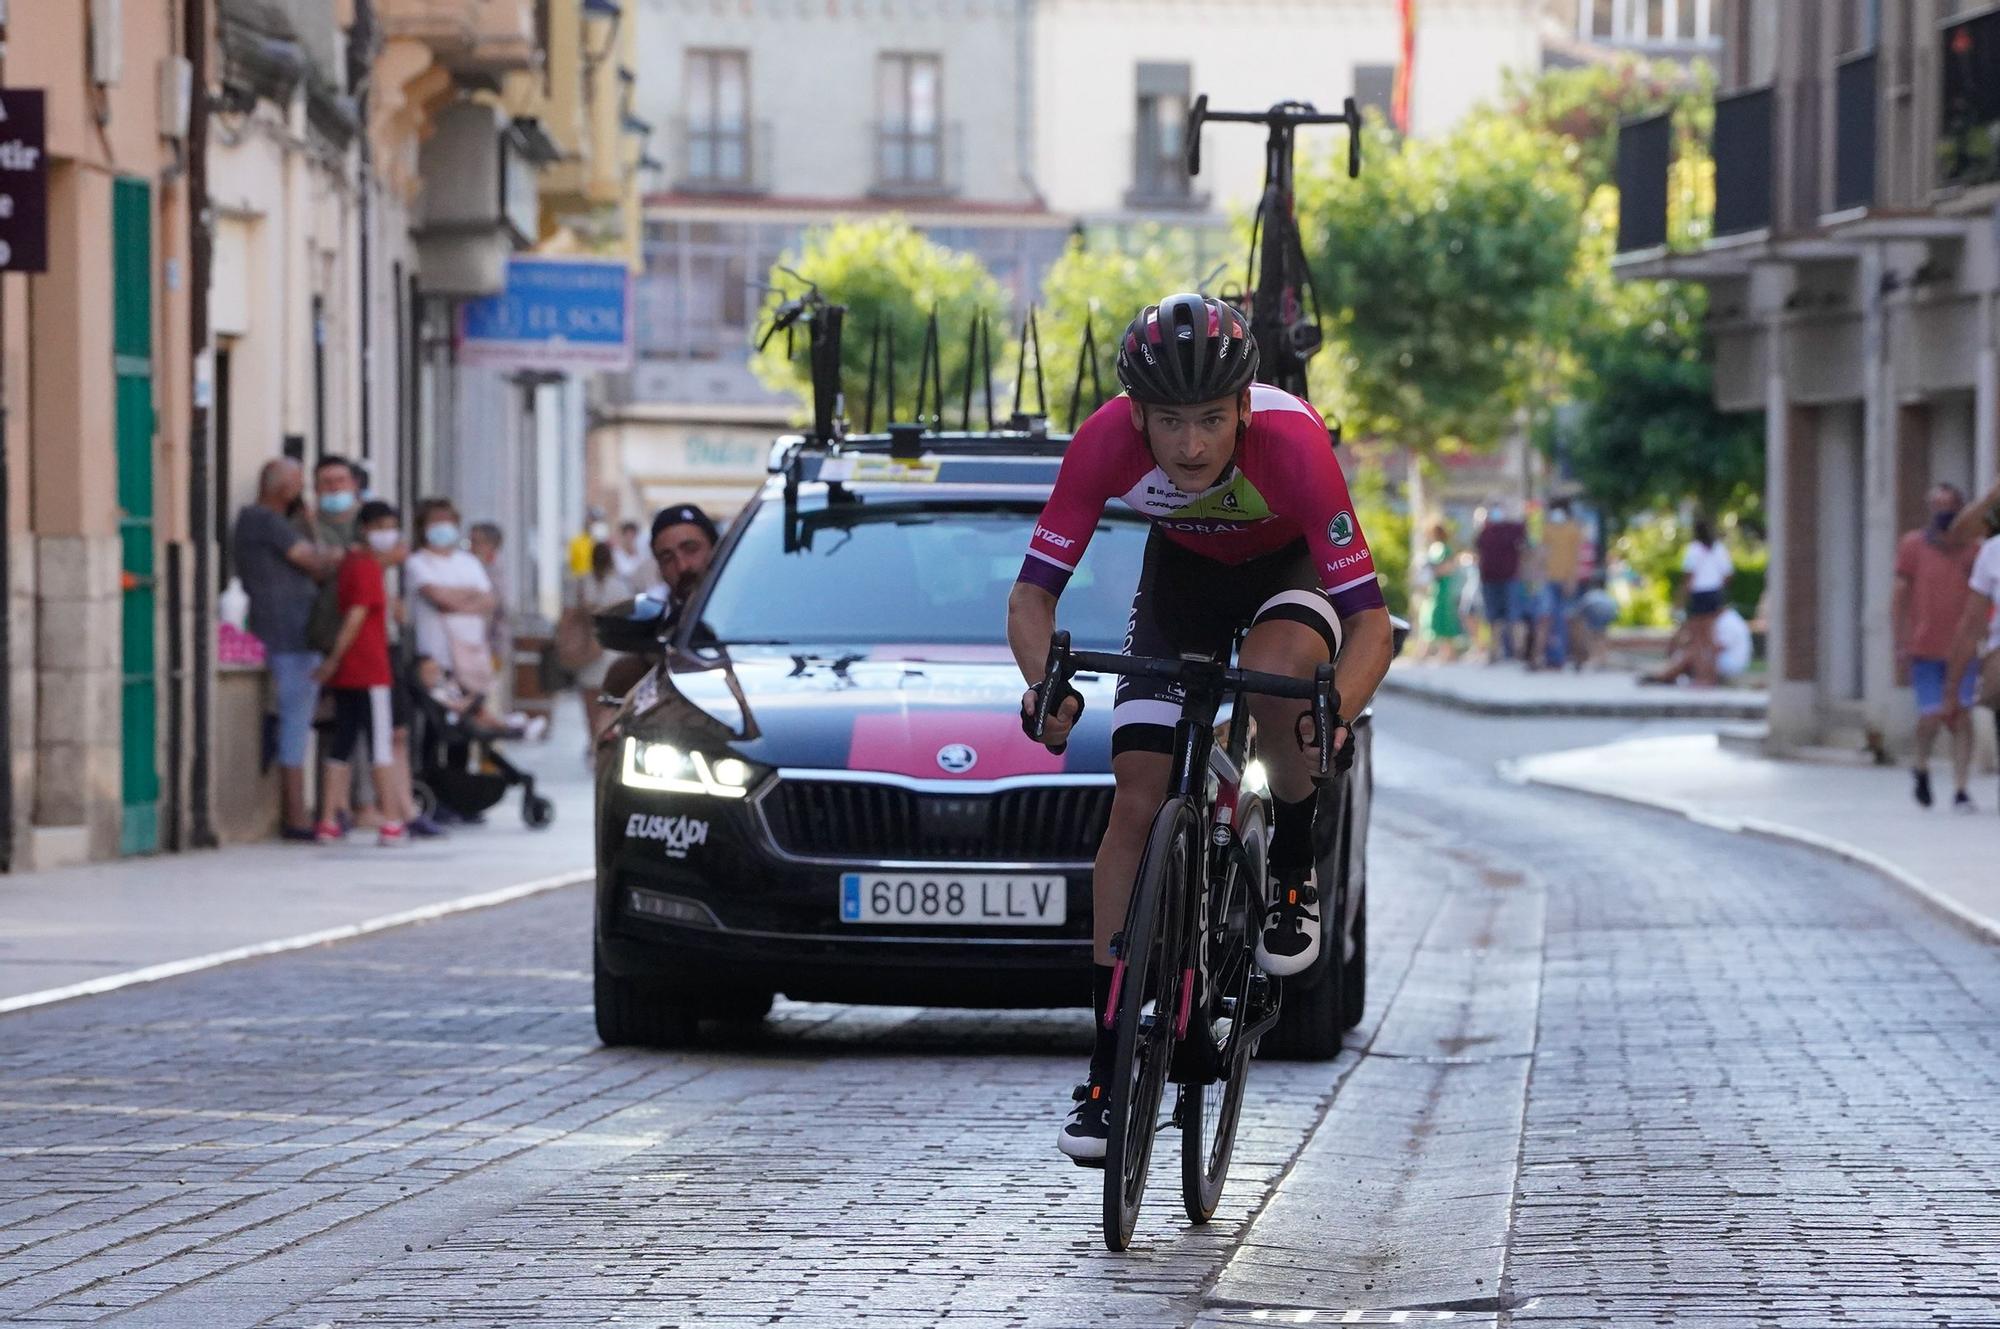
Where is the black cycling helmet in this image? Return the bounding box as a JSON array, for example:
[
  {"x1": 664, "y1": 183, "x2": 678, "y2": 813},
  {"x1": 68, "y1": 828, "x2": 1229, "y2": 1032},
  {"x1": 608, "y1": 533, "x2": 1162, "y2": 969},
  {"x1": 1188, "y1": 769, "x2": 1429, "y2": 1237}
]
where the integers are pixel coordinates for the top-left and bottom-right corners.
[{"x1": 1115, "y1": 293, "x2": 1260, "y2": 407}]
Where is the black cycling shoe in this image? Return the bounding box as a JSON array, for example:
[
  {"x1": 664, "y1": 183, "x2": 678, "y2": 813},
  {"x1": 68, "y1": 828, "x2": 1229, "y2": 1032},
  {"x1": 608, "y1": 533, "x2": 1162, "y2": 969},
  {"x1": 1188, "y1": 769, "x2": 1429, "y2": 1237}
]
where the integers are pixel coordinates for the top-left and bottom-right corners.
[
  {"x1": 1256, "y1": 868, "x2": 1322, "y2": 977},
  {"x1": 1059, "y1": 1082, "x2": 1110, "y2": 1166}
]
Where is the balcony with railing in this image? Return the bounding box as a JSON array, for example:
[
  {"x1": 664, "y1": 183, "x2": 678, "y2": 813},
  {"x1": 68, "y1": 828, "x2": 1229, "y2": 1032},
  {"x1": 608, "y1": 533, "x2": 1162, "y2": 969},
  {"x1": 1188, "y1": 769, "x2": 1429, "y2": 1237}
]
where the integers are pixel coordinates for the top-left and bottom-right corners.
[
  {"x1": 1614, "y1": 111, "x2": 1671, "y2": 254},
  {"x1": 1941, "y1": 9, "x2": 2000, "y2": 192},
  {"x1": 1711, "y1": 85, "x2": 1774, "y2": 238},
  {"x1": 1831, "y1": 51, "x2": 1877, "y2": 213},
  {"x1": 670, "y1": 118, "x2": 771, "y2": 195},
  {"x1": 378, "y1": 0, "x2": 538, "y2": 76},
  {"x1": 871, "y1": 121, "x2": 961, "y2": 198}
]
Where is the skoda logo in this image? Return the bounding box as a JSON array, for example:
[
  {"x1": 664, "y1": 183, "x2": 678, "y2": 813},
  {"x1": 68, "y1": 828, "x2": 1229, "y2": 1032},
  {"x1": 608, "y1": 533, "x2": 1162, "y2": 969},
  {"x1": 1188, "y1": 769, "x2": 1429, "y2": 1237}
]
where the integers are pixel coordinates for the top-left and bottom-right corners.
[{"x1": 936, "y1": 743, "x2": 978, "y2": 774}]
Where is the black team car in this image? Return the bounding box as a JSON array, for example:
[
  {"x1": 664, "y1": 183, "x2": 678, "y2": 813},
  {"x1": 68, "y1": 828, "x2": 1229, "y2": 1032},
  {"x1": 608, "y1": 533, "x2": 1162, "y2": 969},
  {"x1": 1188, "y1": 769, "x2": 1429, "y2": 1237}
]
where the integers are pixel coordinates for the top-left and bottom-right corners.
[{"x1": 591, "y1": 291, "x2": 1395, "y2": 1058}]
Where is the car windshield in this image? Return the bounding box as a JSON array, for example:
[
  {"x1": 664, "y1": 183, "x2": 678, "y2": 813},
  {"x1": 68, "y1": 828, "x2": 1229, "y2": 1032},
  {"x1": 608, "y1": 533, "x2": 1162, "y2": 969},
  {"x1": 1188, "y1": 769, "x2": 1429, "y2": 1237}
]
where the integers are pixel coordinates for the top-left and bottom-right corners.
[{"x1": 693, "y1": 498, "x2": 1145, "y2": 649}]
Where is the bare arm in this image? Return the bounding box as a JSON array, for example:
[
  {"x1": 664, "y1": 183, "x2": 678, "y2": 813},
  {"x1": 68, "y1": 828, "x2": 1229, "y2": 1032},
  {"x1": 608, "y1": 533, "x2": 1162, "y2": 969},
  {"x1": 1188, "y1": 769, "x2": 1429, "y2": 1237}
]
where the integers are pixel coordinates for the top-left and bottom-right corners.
[
  {"x1": 1941, "y1": 591, "x2": 1991, "y2": 720},
  {"x1": 1891, "y1": 575, "x2": 1912, "y2": 663},
  {"x1": 283, "y1": 539, "x2": 338, "y2": 580},
  {"x1": 1332, "y1": 607, "x2": 1394, "y2": 725},
  {"x1": 1007, "y1": 581, "x2": 1080, "y2": 747},
  {"x1": 314, "y1": 606, "x2": 370, "y2": 682},
  {"x1": 419, "y1": 584, "x2": 496, "y2": 614},
  {"x1": 1945, "y1": 477, "x2": 2000, "y2": 547}
]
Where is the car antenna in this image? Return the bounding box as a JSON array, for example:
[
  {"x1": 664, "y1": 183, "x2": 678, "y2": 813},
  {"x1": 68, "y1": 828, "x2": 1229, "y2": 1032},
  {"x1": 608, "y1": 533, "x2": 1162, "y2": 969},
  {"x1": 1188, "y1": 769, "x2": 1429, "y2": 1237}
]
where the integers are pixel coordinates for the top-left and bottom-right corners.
[
  {"x1": 1066, "y1": 314, "x2": 1099, "y2": 433},
  {"x1": 1008, "y1": 307, "x2": 1048, "y2": 430},
  {"x1": 981, "y1": 310, "x2": 997, "y2": 430},
  {"x1": 884, "y1": 318, "x2": 898, "y2": 429},
  {"x1": 914, "y1": 305, "x2": 940, "y2": 431},
  {"x1": 927, "y1": 306, "x2": 945, "y2": 432}
]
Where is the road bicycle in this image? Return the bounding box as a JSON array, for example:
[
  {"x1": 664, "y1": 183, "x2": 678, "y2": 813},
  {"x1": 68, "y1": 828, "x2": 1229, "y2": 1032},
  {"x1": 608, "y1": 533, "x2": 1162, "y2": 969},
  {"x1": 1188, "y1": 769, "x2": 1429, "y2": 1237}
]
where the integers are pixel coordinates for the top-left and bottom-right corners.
[{"x1": 1031, "y1": 630, "x2": 1343, "y2": 1251}]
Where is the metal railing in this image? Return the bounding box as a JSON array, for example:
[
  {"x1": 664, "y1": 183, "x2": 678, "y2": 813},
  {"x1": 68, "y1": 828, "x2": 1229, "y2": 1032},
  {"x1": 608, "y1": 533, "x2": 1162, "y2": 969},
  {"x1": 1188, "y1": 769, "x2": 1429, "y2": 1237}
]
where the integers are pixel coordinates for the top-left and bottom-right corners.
[
  {"x1": 1832, "y1": 51, "x2": 1876, "y2": 212},
  {"x1": 1711, "y1": 85, "x2": 1774, "y2": 238},
  {"x1": 871, "y1": 121, "x2": 961, "y2": 197},
  {"x1": 670, "y1": 117, "x2": 770, "y2": 194},
  {"x1": 1940, "y1": 10, "x2": 2000, "y2": 191},
  {"x1": 1615, "y1": 111, "x2": 1671, "y2": 253}
]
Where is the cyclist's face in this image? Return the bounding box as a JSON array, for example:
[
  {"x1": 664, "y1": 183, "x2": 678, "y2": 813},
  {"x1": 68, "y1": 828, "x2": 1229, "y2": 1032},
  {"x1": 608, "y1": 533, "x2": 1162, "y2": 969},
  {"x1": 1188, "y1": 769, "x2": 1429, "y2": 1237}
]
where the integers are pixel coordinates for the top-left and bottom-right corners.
[{"x1": 1131, "y1": 393, "x2": 1245, "y2": 493}]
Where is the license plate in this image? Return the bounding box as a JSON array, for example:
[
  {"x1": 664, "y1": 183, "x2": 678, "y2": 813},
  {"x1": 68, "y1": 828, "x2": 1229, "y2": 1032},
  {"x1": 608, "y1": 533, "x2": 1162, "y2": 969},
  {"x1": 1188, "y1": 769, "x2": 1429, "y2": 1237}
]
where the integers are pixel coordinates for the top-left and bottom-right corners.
[{"x1": 839, "y1": 873, "x2": 1066, "y2": 926}]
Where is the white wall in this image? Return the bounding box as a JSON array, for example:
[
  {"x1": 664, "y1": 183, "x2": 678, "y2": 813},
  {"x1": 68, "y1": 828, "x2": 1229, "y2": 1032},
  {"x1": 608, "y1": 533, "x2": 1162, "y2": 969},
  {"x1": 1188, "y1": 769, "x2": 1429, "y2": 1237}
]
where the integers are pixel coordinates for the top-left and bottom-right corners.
[
  {"x1": 1035, "y1": 0, "x2": 1543, "y2": 219},
  {"x1": 634, "y1": 0, "x2": 1035, "y2": 205},
  {"x1": 1816, "y1": 403, "x2": 1866, "y2": 705}
]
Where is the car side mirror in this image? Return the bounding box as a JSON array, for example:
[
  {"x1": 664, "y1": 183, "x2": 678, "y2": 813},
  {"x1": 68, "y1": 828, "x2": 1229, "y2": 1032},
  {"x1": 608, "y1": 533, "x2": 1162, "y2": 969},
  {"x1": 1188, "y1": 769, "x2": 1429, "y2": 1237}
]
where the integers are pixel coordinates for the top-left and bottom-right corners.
[
  {"x1": 593, "y1": 593, "x2": 671, "y2": 655},
  {"x1": 1389, "y1": 614, "x2": 1410, "y2": 661}
]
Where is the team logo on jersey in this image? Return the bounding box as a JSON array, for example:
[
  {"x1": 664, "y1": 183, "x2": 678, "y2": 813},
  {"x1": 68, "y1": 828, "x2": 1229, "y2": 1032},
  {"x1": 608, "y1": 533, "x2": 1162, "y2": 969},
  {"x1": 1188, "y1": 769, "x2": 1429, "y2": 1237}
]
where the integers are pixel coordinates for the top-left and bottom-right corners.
[
  {"x1": 1221, "y1": 490, "x2": 1240, "y2": 511},
  {"x1": 1327, "y1": 511, "x2": 1356, "y2": 548}
]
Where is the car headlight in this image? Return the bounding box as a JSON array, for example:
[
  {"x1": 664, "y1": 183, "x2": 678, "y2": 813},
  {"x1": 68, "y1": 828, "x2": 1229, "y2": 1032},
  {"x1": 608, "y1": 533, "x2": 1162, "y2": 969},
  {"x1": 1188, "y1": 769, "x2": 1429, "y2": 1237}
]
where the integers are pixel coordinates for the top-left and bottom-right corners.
[
  {"x1": 620, "y1": 737, "x2": 760, "y2": 798},
  {"x1": 1241, "y1": 760, "x2": 1270, "y2": 795}
]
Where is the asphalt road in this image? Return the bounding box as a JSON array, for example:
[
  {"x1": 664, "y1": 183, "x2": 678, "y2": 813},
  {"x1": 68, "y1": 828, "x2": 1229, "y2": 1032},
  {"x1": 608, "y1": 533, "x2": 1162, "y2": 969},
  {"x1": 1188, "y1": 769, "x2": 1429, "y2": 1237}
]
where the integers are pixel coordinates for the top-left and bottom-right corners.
[{"x1": 2, "y1": 698, "x2": 1997, "y2": 1327}]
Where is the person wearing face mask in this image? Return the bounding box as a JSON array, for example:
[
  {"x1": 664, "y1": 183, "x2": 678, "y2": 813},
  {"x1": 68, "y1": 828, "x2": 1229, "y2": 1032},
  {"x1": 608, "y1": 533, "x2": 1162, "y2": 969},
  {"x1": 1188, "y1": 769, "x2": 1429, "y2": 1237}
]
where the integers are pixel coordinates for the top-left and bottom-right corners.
[
  {"x1": 1893, "y1": 481, "x2": 1981, "y2": 812},
  {"x1": 403, "y1": 498, "x2": 499, "y2": 700},
  {"x1": 312, "y1": 502, "x2": 418, "y2": 846}
]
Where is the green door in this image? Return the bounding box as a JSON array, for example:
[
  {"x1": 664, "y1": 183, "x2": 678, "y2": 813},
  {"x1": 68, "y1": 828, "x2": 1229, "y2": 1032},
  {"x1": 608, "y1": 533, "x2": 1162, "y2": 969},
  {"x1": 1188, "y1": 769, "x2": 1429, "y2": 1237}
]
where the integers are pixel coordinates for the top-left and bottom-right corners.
[{"x1": 114, "y1": 178, "x2": 159, "y2": 856}]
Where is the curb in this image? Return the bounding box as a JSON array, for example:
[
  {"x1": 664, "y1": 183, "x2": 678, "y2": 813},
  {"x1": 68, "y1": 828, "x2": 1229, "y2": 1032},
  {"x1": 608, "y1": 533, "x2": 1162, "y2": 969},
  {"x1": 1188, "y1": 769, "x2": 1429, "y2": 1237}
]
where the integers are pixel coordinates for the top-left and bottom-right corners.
[
  {"x1": 0, "y1": 869, "x2": 595, "y2": 1017},
  {"x1": 1381, "y1": 675, "x2": 1766, "y2": 721},
  {"x1": 1499, "y1": 763, "x2": 2000, "y2": 947}
]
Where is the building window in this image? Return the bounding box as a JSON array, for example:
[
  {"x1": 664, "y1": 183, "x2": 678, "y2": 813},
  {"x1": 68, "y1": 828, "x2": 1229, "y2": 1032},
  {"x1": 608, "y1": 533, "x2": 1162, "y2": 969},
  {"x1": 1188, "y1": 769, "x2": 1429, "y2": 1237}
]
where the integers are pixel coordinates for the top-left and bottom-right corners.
[
  {"x1": 1130, "y1": 63, "x2": 1193, "y2": 204},
  {"x1": 684, "y1": 49, "x2": 749, "y2": 186},
  {"x1": 877, "y1": 53, "x2": 944, "y2": 190}
]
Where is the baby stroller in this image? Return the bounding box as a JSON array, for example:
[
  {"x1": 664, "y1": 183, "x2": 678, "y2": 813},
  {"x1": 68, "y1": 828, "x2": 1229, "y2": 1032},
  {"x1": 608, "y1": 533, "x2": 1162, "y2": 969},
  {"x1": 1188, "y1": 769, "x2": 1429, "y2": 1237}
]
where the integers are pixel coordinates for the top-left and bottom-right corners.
[{"x1": 406, "y1": 666, "x2": 555, "y2": 830}]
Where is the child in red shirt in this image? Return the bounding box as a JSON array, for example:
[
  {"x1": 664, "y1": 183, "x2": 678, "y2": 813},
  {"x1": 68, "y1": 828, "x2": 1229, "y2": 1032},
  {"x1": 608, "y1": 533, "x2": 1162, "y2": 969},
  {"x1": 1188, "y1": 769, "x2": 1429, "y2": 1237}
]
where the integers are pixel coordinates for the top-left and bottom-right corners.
[{"x1": 314, "y1": 501, "x2": 414, "y2": 845}]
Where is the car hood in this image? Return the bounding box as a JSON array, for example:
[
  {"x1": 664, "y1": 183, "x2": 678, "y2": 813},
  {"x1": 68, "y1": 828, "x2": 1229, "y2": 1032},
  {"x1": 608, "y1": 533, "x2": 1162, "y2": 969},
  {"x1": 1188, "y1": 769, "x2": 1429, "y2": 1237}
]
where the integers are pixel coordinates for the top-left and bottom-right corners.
[{"x1": 640, "y1": 644, "x2": 1117, "y2": 779}]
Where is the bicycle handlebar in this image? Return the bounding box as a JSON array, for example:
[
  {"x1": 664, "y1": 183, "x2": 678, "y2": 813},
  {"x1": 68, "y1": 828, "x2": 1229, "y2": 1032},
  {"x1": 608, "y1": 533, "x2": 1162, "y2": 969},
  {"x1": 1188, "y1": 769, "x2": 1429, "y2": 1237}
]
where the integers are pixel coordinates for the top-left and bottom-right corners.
[
  {"x1": 1030, "y1": 631, "x2": 1347, "y2": 780},
  {"x1": 1186, "y1": 95, "x2": 1363, "y2": 180}
]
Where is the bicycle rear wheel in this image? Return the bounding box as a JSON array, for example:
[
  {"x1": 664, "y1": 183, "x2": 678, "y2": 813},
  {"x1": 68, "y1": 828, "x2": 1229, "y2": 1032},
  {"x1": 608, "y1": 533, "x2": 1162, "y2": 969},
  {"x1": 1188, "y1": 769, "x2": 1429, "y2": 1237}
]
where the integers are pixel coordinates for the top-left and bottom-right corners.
[
  {"x1": 1103, "y1": 797, "x2": 1197, "y2": 1252},
  {"x1": 1181, "y1": 798, "x2": 1265, "y2": 1223}
]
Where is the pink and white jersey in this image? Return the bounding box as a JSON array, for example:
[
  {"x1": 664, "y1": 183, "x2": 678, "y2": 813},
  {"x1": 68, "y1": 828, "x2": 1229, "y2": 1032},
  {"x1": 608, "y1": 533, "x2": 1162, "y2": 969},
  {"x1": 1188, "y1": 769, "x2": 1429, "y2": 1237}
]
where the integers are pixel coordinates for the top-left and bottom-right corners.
[{"x1": 1019, "y1": 385, "x2": 1385, "y2": 619}]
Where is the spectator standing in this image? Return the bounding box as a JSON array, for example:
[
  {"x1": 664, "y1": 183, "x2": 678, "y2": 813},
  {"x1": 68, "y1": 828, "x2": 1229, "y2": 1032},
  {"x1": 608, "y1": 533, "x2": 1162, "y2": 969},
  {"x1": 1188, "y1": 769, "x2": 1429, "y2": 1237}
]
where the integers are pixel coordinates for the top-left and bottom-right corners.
[
  {"x1": 1678, "y1": 517, "x2": 1734, "y2": 687},
  {"x1": 1420, "y1": 521, "x2": 1464, "y2": 662},
  {"x1": 1540, "y1": 499, "x2": 1584, "y2": 668},
  {"x1": 312, "y1": 502, "x2": 415, "y2": 846},
  {"x1": 233, "y1": 459, "x2": 335, "y2": 840},
  {"x1": 1474, "y1": 503, "x2": 1528, "y2": 664},
  {"x1": 1895, "y1": 482, "x2": 1980, "y2": 811},
  {"x1": 469, "y1": 522, "x2": 512, "y2": 702},
  {"x1": 405, "y1": 499, "x2": 498, "y2": 697},
  {"x1": 611, "y1": 519, "x2": 655, "y2": 590},
  {"x1": 572, "y1": 543, "x2": 636, "y2": 745},
  {"x1": 568, "y1": 505, "x2": 610, "y2": 580},
  {"x1": 1943, "y1": 510, "x2": 2000, "y2": 814}
]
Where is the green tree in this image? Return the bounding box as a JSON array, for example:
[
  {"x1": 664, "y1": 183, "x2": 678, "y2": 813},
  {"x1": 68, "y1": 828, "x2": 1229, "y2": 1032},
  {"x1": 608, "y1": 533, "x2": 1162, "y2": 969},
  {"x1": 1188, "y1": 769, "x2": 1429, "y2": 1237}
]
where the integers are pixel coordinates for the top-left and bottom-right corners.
[
  {"x1": 1034, "y1": 232, "x2": 1199, "y2": 430},
  {"x1": 1502, "y1": 56, "x2": 1714, "y2": 200},
  {"x1": 752, "y1": 217, "x2": 1005, "y2": 426},
  {"x1": 1295, "y1": 116, "x2": 1584, "y2": 458}
]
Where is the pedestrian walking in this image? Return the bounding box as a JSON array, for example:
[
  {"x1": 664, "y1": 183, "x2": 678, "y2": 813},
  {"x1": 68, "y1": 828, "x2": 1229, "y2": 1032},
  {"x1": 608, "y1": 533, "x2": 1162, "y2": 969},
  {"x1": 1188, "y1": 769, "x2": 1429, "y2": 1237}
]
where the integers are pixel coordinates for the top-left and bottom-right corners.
[
  {"x1": 1941, "y1": 491, "x2": 2000, "y2": 814},
  {"x1": 1677, "y1": 517, "x2": 1733, "y2": 687},
  {"x1": 312, "y1": 502, "x2": 416, "y2": 846},
  {"x1": 1474, "y1": 503, "x2": 1527, "y2": 663},
  {"x1": 1893, "y1": 482, "x2": 1981, "y2": 811},
  {"x1": 233, "y1": 459, "x2": 338, "y2": 841},
  {"x1": 1420, "y1": 521, "x2": 1465, "y2": 662},
  {"x1": 569, "y1": 505, "x2": 610, "y2": 580}
]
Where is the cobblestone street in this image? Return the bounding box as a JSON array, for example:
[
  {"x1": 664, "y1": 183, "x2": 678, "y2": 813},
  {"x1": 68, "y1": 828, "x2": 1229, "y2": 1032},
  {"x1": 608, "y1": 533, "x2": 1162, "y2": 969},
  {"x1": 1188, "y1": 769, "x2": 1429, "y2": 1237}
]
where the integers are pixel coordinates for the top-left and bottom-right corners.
[{"x1": 3, "y1": 705, "x2": 1999, "y2": 1327}]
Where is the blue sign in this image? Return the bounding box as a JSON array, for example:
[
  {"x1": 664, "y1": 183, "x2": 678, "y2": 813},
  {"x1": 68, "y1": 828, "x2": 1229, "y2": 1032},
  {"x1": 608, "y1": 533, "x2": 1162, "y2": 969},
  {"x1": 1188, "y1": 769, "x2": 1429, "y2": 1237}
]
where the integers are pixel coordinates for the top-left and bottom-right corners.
[{"x1": 457, "y1": 256, "x2": 633, "y2": 372}]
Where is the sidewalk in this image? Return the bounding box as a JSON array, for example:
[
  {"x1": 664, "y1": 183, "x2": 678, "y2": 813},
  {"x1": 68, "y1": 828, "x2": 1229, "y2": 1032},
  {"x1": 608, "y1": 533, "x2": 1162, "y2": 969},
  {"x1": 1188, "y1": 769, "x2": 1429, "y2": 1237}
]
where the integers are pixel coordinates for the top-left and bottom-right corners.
[
  {"x1": 1385, "y1": 659, "x2": 1767, "y2": 720},
  {"x1": 0, "y1": 710, "x2": 597, "y2": 1009},
  {"x1": 1508, "y1": 733, "x2": 2000, "y2": 942}
]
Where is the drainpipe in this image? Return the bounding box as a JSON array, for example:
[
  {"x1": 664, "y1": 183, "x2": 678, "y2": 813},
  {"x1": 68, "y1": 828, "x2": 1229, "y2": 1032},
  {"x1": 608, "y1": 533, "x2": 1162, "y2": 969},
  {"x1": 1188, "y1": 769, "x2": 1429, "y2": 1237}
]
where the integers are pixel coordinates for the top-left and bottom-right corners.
[{"x1": 187, "y1": 0, "x2": 217, "y2": 847}]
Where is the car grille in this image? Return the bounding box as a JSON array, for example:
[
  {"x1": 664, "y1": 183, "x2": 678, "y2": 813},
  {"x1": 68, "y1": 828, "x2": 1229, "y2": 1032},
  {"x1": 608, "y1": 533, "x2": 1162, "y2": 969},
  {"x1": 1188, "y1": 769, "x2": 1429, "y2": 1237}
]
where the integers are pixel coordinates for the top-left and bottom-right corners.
[{"x1": 761, "y1": 780, "x2": 1113, "y2": 862}]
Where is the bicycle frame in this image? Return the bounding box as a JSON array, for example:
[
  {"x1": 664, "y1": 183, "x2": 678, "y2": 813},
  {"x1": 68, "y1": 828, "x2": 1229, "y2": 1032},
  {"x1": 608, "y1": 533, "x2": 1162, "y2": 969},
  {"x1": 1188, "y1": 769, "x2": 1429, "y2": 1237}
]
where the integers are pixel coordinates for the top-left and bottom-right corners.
[{"x1": 1185, "y1": 97, "x2": 1362, "y2": 418}]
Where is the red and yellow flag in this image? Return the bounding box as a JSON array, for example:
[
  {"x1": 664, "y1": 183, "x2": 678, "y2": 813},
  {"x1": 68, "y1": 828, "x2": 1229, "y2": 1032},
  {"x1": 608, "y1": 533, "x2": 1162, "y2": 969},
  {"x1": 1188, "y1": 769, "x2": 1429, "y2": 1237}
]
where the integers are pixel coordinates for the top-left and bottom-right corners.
[{"x1": 1393, "y1": 0, "x2": 1416, "y2": 134}]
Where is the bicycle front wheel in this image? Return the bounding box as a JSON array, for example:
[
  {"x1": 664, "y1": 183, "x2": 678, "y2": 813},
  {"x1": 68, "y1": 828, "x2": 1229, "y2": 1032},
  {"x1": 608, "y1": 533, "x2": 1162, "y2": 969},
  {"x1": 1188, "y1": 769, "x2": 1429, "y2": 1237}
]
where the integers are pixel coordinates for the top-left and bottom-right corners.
[
  {"x1": 1103, "y1": 796, "x2": 1198, "y2": 1252},
  {"x1": 1182, "y1": 797, "x2": 1265, "y2": 1223}
]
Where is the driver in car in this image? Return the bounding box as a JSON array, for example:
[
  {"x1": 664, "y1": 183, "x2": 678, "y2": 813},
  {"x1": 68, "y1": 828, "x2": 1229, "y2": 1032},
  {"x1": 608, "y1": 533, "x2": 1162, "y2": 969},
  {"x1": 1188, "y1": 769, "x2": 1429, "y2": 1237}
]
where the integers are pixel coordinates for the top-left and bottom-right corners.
[{"x1": 1005, "y1": 294, "x2": 1393, "y2": 1163}]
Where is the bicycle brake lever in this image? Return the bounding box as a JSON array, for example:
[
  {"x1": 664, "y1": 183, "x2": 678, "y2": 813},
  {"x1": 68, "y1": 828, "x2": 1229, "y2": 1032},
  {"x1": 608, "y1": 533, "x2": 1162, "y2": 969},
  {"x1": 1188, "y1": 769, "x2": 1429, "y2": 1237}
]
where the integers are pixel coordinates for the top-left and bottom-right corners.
[
  {"x1": 1312, "y1": 664, "x2": 1336, "y2": 780},
  {"x1": 1345, "y1": 97, "x2": 1362, "y2": 178}
]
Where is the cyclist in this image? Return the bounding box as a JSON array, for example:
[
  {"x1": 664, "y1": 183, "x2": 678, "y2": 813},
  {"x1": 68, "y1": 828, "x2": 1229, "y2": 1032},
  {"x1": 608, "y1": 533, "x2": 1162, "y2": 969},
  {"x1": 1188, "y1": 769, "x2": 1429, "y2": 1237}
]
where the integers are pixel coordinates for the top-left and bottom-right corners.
[{"x1": 1004, "y1": 293, "x2": 1394, "y2": 1162}]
